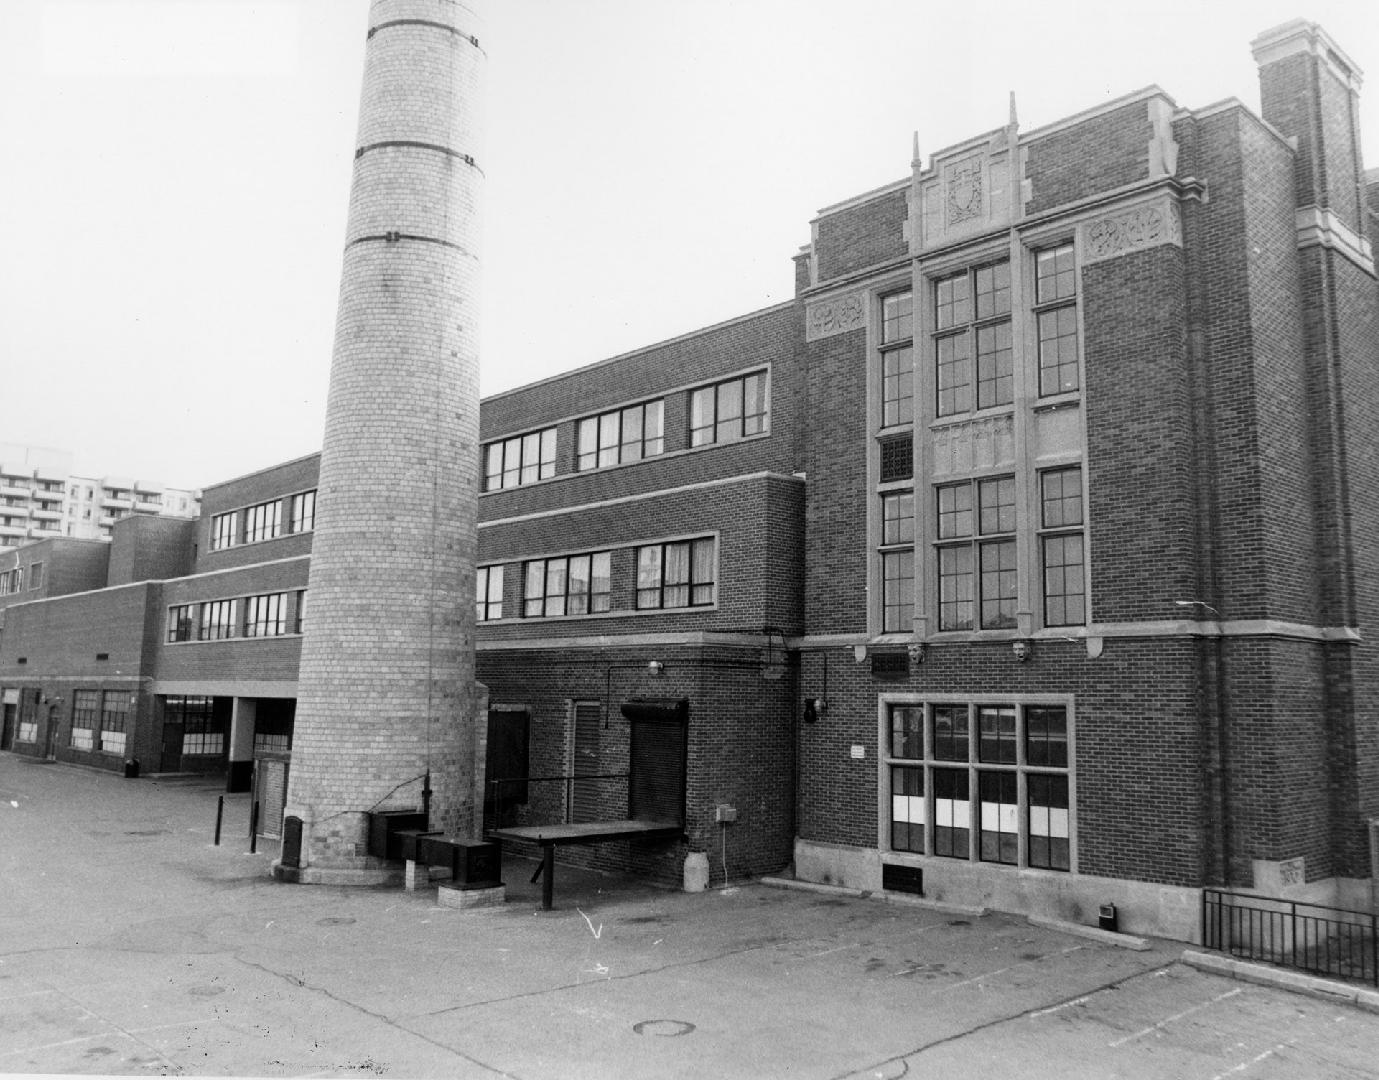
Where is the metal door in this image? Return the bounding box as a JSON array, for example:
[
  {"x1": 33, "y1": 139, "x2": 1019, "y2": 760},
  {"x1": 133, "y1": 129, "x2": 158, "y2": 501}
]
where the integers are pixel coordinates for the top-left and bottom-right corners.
[
  {"x1": 568, "y1": 702, "x2": 601, "y2": 823},
  {"x1": 43, "y1": 706, "x2": 59, "y2": 760},
  {"x1": 160, "y1": 717, "x2": 183, "y2": 773}
]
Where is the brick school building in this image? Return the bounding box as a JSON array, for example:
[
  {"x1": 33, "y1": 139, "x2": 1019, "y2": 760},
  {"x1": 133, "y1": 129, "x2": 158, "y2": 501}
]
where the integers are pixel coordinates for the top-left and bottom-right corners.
[{"x1": 2, "y1": 20, "x2": 1376, "y2": 940}]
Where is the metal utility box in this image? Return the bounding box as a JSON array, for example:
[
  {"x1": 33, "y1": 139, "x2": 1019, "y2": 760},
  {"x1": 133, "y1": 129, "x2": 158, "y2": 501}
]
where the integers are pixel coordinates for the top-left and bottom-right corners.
[
  {"x1": 397, "y1": 830, "x2": 441, "y2": 863},
  {"x1": 426, "y1": 836, "x2": 501, "y2": 888},
  {"x1": 367, "y1": 810, "x2": 428, "y2": 860},
  {"x1": 280, "y1": 816, "x2": 304, "y2": 868}
]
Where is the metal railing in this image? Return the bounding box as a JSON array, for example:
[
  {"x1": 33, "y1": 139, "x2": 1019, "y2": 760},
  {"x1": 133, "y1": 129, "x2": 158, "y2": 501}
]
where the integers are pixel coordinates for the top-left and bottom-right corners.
[{"x1": 1202, "y1": 889, "x2": 1378, "y2": 987}]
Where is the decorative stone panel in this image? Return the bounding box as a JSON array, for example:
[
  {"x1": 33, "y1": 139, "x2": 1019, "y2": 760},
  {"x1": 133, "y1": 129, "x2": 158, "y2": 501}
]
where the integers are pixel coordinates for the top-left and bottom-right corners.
[
  {"x1": 931, "y1": 415, "x2": 1016, "y2": 477},
  {"x1": 1079, "y1": 196, "x2": 1182, "y2": 266},
  {"x1": 805, "y1": 292, "x2": 866, "y2": 341}
]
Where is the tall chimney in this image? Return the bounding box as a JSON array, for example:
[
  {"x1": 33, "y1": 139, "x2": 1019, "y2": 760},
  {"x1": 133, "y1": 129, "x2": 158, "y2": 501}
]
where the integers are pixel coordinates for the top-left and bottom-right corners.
[{"x1": 281, "y1": 0, "x2": 485, "y2": 882}]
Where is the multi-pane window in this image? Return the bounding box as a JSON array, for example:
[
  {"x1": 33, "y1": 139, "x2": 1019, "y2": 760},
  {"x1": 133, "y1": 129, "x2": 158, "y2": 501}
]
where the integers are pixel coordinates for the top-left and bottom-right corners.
[
  {"x1": 166, "y1": 695, "x2": 222, "y2": 757},
  {"x1": 484, "y1": 428, "x2": 557, "y2": 491},
  {"x1": 294, "y1": 590, "x2": 307, "y2": 634},
  {"x1": 210, "y1": 512, "x2": 237, "y2": 551},
  {"x1": 576, "y1": 401, "x2": 665, "y2": 470},
  {"x1": 71, "y1": 690, "x2": 98, "y2": 751},
  {"x1": 476, "y1": 566, "x2": 504, "y2": 622},
  {"x1": 198, "y1": 599, "x2": 238, "y2": 641},
  {"x1": 167, "y1": 604, "x2": 196, "y2": 643},
  {"x1": 636, "y1": 537, "x2": 716, "y2": 609},
  {"x1": 289, "y1": 490, "x2": 316, "y2": 533},
  {"x1": 936, "y1": 476, "x2": 1016, "y2": 630},
  {"x1": 1035, "y1": 243, "x2": 1079, "y2": 397},
  {"x1": 525, "y1": 552, "x2": 612, "y2": 617},
  {"x1": 245, "y1": 593, "x2": 286, "y2": 637},
  {"x1": 690, "y1": 371, "x2": 768, "y2": 446},
  {"x1": 244, "y1": 500, "x2": 282, "y2": 544},
  {"x1": 0, "y1": 568, "x2": 19, "y2": 594},
  {"x1": 880, "y1": 491, "x2": 914, "y2": 633},
  {"x1": 100, "y1": 691, "x2": 129, "y2": 755},
  {"x1": 885, "y1": 701, "x2": 1071, "y2": 871},
  {"x1": 879, "y1": 433, "x2": 914, "y2": 483},
  {"x1": 880, "y1": 291, "x2": 913, "y2": 428},
  {"x1": 1040, "y1": 466, "x2": 1086, "y2": 626},
  {"x1": 932, "y1": 262, "x2": 1012, "y2": 417}
]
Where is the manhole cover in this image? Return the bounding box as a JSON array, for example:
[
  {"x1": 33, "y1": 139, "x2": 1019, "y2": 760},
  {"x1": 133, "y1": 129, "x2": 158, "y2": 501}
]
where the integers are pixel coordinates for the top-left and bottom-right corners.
[
  {"x1": 633, "y1": 1020, "x2": 695, "y2": 1038},
  {"x1": 316, "y1": 917, "x2": 356, "y2": 926}
]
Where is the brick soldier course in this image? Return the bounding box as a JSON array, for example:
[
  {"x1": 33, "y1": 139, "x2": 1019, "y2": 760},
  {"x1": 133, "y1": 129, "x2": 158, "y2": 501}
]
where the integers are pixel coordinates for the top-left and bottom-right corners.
[{"x1": 1, "y1": 19, "x2": 1377, "y2": 941}]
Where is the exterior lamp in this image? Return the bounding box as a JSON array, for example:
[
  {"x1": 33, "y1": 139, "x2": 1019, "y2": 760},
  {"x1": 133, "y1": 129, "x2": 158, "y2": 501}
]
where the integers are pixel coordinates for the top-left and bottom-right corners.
[{"x1": 647, "y1": 660, "x2": 664, "y2": 676}]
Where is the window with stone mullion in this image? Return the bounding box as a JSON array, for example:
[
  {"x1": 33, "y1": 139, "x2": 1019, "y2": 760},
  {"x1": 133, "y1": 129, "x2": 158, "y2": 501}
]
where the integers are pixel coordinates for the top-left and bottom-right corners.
[
  {"x1": 1034, "y1": 243, "x2": 1079, "y2": 397},
  {"x1": 935, "y1": 475, "x2": 1016, "y2": 631},
  {"x1": 933, "y1": 262, "x2": 1011, "y2": 418},
  {"x1": 880, "y1": 290, "x2": 914, "y2": 429},
  {"x1": 880, "y1": 490, "x2": 915, "y2": 633},
  {"x1": 1039, "y1": 466, "x2": 1086, "y2": 627}
]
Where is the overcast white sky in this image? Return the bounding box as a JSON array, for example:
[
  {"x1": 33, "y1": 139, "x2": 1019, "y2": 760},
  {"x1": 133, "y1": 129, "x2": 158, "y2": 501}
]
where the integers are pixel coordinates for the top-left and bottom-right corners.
[{"x1": 1, "y1": 0, "x2": 1375, "y2": 489}]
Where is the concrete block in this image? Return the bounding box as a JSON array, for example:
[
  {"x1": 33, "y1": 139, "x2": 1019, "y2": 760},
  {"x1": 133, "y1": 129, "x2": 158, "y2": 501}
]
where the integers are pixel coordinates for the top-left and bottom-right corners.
[{"x1": 437, "y1": 883, "x2": 506, "y2": 910}]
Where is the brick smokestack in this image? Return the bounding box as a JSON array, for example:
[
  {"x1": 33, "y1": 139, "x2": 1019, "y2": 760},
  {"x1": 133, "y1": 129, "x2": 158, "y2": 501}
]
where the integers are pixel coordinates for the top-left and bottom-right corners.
[{"x1": 282, "y1": 0, "x2": 485, "y2": 881}]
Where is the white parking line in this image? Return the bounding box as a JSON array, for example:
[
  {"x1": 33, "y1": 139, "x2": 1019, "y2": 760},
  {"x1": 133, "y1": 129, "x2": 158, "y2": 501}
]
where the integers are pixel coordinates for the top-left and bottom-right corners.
[
  {"x1": 0, "y1": 1019, "x2": 203, "y2": 1060},
  {"x1": 1210, "y1": 1038, "x2": 1299, "y2": 1079},
  {"x1": 1107, "y1": 987, "x2": 1243, "y2": 1047}
]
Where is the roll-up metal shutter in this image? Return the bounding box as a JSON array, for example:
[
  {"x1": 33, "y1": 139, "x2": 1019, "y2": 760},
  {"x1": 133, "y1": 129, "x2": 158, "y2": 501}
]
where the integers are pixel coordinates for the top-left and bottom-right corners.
[{"x1": 622, "y1": 698, "x2": 688, "y2": 825}]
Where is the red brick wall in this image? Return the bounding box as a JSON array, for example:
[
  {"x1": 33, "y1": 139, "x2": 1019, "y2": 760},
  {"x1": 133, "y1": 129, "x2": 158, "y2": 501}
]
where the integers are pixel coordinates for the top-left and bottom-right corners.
[
  {"x1": 108, "y1": 516, "x2": 196, "y2": 585},
  {"x1": 477, "y1": 643, "x2": 796, "y2": 887},
  {"x1": 478, "y1": 474, "x2": 804, "y2": 639},
  {"x1": 812, "y1": 187, "x2": 908, "y2": 282},
  {"x1": 801, "y1": 328, "x2": 868, "y2": 635},
  {"x1": 195, "y1": 454, "x2": 319, "y2": 574},
  {"x1": 156, "y1": 557, "x2": 309, "y2": 685},
  {"x1": 1083, "y1": 244, "x2": 1197, "y2": 623},
  {"x1": 0, "y1": 583, "x2": 159, "y2": 772},
  {"x1": 1025, "y1": 101, "x2": 1152, "y2": 215},
  {"x1": 795, "y1": 639, "x2": 1208, "y2": 888},
  {"x1": 479, "y1": 305, "x2": 800, "y2": 444}
]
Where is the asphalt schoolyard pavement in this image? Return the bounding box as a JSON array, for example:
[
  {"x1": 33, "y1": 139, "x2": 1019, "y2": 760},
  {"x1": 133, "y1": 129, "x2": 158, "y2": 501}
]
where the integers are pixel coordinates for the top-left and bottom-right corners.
[{"x1": 2, "y1": 752, "x2": 1378, "y2": 1079}]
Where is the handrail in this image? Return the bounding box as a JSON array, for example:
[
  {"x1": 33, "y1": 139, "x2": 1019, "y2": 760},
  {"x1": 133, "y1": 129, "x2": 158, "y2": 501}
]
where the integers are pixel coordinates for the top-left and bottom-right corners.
[{"x1": 1202, "y1": 888, "x2": 1377, "y2": 987}]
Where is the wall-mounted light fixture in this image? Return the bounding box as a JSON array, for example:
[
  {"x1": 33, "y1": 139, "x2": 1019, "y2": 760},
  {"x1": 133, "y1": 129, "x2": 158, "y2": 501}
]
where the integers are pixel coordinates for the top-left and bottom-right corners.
[
  {"x1": 1012, "y1": 640, "x2": 1032, "y2": 663},
  {"x1": 803, "y1": 697, "x2": 825, "y2": 723},
  {"x1": 647, "y1": 660, "x2": 664, "y2": 676}
]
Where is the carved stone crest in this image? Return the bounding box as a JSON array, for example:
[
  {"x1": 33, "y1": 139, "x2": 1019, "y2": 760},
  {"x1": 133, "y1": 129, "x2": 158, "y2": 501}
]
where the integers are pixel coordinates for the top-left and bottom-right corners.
[
  {"x1": 805, "y1": 292, "x2": 866, "y2": 341},
  {"x1": 946, "y1": 158, "x2": 984, "y2": 226}
]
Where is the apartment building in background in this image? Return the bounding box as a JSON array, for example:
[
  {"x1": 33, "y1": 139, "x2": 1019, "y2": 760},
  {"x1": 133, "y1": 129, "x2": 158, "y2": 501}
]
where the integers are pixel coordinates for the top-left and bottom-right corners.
[
  {"x1": 1, "y1": 21, "x2": 1376, "y2": 941},
  {"x1": 0, "y1": 443, "x2": 200, "y2": 558}
]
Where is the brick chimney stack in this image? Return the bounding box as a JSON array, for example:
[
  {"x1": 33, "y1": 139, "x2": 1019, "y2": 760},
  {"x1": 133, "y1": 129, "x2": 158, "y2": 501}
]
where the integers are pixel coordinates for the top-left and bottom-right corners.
[{"x1": 281, "y1": 0, "x2": 485, "y2": 882}]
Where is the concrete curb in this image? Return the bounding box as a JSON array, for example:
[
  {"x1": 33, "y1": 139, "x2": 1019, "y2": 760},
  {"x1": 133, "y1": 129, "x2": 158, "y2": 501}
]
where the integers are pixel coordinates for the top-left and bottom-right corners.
[
  {"x1": 1028, "y1": 915, "x2": 1151, "y2": 951},
  {"x1": 1183, "y1": 950, "x2": 1379, "y2": 1013},
  {"x1": 760, "y1": 876, "x2": 987, "y2": 917}
]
